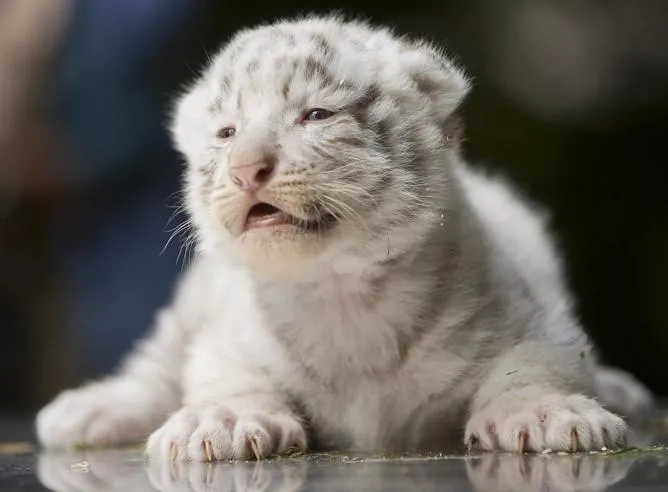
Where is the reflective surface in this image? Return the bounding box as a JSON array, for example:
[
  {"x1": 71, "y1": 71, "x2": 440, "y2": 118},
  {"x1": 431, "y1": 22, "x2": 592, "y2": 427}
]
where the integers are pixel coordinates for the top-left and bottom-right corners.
[
  {"x1": 1, "y1": 420, "x2": 667, "y2": 492},
  {"x1": 30, "y1": 449, "x2": 668, "y2": 492}
]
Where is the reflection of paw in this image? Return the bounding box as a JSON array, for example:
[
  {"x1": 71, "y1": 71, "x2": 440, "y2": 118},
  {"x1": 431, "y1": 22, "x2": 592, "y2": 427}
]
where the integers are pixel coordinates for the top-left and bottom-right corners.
[
  {"x1": 465, "y1": 393, "x2": 628, "y2": 452},
  {"x1": 37, "y1": 450, "x2": 152, "y2": 492},
  {"x1": 146, "y1": 405, "x2": 307, "y2": 462},
  {"x1": 36, "y1": 383, "x2": 158, "y2": 448},
  {"x1": 466, "y1": 453, "x2": 632, "y2": 492},
  {"x1": 147, "y1": 460, "x2": 308, "y2": 492}
]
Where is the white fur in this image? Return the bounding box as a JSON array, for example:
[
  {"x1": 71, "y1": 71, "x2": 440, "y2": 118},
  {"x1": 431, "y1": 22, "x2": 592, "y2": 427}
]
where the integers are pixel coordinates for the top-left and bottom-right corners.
[{"x1": 36, "y1": 14, "x2": 651, "y2": 461}]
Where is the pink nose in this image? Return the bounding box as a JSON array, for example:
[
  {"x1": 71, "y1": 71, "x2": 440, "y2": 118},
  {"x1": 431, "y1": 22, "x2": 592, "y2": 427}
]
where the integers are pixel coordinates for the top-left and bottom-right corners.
[{"x1": 229, "y1": 159, "x2": 275, "y2": 191}]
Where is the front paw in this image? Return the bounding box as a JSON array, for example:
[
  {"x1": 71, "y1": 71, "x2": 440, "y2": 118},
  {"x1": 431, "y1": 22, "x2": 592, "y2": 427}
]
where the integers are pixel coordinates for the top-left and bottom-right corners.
[
  {"x1": 465, "y1": 393, "x2": 628, "y2": 453},
  {"x1": 36, "y1": 383, "x2": 158, "y2": 448},
  {"x1": 145, "y1": 405, "x2": 307, "y2": 462}
]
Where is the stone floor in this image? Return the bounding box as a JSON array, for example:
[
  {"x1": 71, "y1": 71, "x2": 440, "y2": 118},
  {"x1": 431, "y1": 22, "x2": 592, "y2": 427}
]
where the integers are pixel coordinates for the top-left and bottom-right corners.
[{"x1": 1, "y1": 415, "x2": 667, "y2": 492}]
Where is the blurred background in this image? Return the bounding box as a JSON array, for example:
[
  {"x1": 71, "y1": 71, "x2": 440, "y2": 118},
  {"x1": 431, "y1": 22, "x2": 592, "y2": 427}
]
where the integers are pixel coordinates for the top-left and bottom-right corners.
[{"x1": 0, "y1": 0, "x2": 666, "y2": 419}]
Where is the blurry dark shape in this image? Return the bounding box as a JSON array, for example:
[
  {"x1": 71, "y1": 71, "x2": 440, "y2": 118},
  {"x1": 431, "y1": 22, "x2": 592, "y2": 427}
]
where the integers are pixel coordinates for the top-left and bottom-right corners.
[
  {"x1": 0, "y1": 0, "x2": 203, "y2": 410},
  {"x1": 486, "y1": 0, "x2": 668, "y2": 122},
  {"x1": 41, "y1": 0, "x2": 202, "y2": 382},
  {"x1": 0, "y1": 0, "x2": 74, "y2": 413},
  {"x1": 49, "y1": 0, "x2": 196, "y2": 187},
  {"x1": 0, "y1": 0, "x2": 71, "y2": 195}
]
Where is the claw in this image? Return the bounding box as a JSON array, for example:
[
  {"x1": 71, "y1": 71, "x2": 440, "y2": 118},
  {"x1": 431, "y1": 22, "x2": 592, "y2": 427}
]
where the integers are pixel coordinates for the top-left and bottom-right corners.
[
  {"x1": 248, "y1": 436, "x2": 262, "y2": 460},
  {"x1": 467, "y1": 435, "x2": 479, "y2": 453},
  {"x1": 203, "y1": 439, "x2": 214, "y2": 462},
  {"x1": 570, "y1": 429, "x2": 579, "y2": 453},
  {"x1": 170, "y1": 442, "x2": 178, "y2": 461},
  {"x1": 518, "y1": 430, "x2": 528, "y2": 454},
  {"x1": 602, "y1": 428, "x2": 610, "y2": 449}
]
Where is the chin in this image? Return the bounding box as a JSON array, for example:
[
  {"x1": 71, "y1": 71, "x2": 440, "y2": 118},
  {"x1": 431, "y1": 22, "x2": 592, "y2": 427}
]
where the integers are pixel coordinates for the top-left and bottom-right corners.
[{"x1": 234, "y1": 225, "x2": 327, "y2": 276}]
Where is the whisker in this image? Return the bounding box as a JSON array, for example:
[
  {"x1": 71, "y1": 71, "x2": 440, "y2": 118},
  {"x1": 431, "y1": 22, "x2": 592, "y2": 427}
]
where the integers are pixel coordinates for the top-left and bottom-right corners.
[
  {"x1": 319, "y1": 194, "x2": 370, "y2": 235},
  {"x1": 161, "y1": 218, "x2": 194, "y2": 257},
  {"x1": 177, "y1": 230, "x2": 199, "y2": 268}
]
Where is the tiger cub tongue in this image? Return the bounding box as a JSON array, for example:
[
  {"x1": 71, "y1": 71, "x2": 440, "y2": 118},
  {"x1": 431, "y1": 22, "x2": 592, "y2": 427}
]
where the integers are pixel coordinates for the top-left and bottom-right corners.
[{"x1": 245, "y1": 203, "x2": 290, "y2": 230}]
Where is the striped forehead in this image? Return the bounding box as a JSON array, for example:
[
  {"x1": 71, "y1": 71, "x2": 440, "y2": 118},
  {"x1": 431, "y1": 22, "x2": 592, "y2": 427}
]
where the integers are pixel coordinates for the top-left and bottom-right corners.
[
  {"x1": 209, "y1": 28, "x2": 368, "y2": 111},
  {"x1": 227, "y1": 26, "x2": 338, "y2": 70}
]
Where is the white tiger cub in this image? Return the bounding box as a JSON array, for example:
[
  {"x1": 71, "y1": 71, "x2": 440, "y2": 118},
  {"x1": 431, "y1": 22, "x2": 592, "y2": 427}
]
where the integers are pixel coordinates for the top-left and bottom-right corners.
[{"x1": 36, "y1": 14, "x2": 653, "y2": 461}]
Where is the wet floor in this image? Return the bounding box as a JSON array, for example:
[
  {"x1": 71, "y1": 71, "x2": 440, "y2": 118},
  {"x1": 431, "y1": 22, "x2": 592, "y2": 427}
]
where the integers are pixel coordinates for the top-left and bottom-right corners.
[{"x1": 1, "y1": 416, "x2": 667, "y2": 492}]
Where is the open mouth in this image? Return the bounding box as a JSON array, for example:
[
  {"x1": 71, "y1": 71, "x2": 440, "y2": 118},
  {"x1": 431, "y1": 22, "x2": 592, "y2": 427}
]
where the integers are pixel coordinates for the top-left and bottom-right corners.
[{"x1": 244, "y1": 203, "x2": 331, "y2": 232}]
